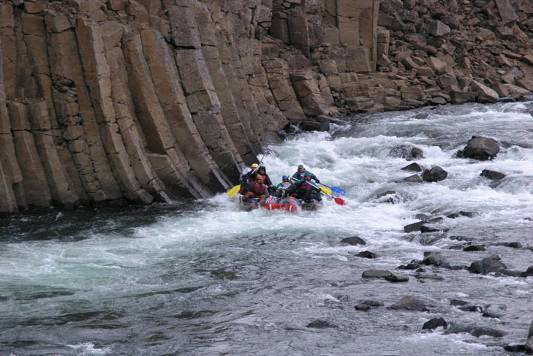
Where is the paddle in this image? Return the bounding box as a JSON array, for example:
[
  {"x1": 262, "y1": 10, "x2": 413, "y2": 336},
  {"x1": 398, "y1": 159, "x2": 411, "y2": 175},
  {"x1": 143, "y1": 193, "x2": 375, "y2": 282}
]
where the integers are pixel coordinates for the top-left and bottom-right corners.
[
  {"x1": 325, "y1": 185, "x2": 346, "y2": 196},
  {"x1": 227, "y1": 184, "x2": 241, "y2": 198}
]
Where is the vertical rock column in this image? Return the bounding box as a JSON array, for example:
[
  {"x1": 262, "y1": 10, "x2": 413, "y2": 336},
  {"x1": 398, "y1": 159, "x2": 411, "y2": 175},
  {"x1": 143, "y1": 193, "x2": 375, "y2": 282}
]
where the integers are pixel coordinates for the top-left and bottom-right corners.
[
  {"x1": 166, "y1": 0, "x2": 244, "y2": 184},
  {"x1": 76, "y1": 18, "x2": 154, "y2": 204},
  {"x1": 195, "y1": 4, "x2": 258, "y2": 164},
  {"x1": 0, "y1": 31, "x2": 18, "y2": 213},
  {"x1": 139, "y1": 28, "x2": 229, "y2": 193}
]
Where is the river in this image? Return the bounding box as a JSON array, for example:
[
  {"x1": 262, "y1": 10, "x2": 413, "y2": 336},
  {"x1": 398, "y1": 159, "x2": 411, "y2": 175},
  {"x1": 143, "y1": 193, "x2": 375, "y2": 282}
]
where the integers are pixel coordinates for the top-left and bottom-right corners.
[{"x1": 1, "y1": 102, "x2": 533, "y2": 355}]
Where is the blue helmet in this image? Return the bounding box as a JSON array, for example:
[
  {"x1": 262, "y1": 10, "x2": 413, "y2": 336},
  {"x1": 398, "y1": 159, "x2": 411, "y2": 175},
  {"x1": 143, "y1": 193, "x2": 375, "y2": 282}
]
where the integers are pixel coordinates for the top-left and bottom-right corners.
[{"x1": 282, "y1": 175, "x2": 289, "y2": 181}]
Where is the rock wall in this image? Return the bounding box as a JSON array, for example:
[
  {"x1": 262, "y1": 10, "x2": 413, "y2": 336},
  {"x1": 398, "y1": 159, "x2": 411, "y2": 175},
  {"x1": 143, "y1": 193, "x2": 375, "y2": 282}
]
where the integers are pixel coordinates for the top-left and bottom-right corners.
[
  {"x1": 1, "y1": 0, "x2": 532, "y2": 213},
  {"x1": 0, "y1": 0, "x2": 381, "y2": 212}
]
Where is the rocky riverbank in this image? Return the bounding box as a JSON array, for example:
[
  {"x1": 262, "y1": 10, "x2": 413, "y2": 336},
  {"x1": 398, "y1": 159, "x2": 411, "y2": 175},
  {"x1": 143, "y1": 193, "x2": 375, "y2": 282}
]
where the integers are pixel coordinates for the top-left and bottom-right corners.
[{"x1": 1, "y1": 0, "x2": 533, "y2": 212}]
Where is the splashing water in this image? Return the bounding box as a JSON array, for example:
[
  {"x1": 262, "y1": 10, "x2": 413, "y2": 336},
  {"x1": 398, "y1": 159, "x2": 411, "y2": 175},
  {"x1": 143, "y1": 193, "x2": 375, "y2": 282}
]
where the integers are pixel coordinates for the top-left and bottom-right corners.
[{"x1": 1, "y1": 102, "x2": 533, "y2": 355}]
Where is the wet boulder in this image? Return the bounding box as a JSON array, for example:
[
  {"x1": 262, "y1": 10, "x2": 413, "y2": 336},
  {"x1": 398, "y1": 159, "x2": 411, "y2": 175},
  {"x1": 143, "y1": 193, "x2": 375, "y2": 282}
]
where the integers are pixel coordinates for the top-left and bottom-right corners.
[
  {"x1": 373, "y1": 190, "x2": 402, "y2": 204},
  {"x1": 401, "y1": 162, "x2": 423, "y2": 172},
  {"x1": 463, "y1": 244, "x2": 486, "y2": 252},
  {"x1": 446, "y1": 324, "x2": 506, "y2": 338},
  {"x1": 522, "y1": 266, "x2": 533, "y2": 278},
  {"x1": 389, "y1": 295, "x2": 434, "y2": 312},
  {"x1": 404, "y1": 174, "x2": 423, "y2": 183},
  {"x1": 468, "y1": 255, "x2": 507, "y2": 275},
  {"x1": 526, "y1": 320, "x2": 533, "y2": 352},
  {"x1": 494, "y1": 241, "x2": 522, "y2": 249},
  {"x1": 356, "y1": 251, "x2": 377, "y2": 259},
  {"x1": 447, "y1": 211, "x2": 474, "y2": 219},
  {"x1": 504, "y1": 344, "x2": 528, "y2": 353},
  {"x1": 404, "y1": 217, "x2": 444, "y2": 233},
  {"x1": 306, "y1": 319, "x2": 336, "y2": 328},
  {"x1": 423, "y1": 317, "x2": 448, "y2": 330},
  {"x1": 341, "y1": 236, "x2": 366, "y2": 246},
  {"x1": 362, "y1": 270, "x2": 409, "y2": 282},
  {"x1": 355, "y1": 300, "x2": 384, "y2": 311},
  {"x1": 422, "y1": 251, "x2": 450, "y2": 268},
  {"x1": 422, "y1": 166, "x2": 448, "y2": 182},
  {"x1": 389, "y1": 144, "x2": 424, "y2": 161},
  {"x1": 458, "y1": 136, "x2": 500, "y2": 160},
  {"x1": 480, "y1": 169, "x2": 506, "y2": 180}
]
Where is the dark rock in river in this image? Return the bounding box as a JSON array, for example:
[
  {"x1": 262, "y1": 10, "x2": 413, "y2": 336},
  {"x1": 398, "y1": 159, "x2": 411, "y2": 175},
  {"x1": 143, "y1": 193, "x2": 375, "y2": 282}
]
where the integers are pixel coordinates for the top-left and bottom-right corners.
[
  {"x1": 423, "y1": 317, "x2": 448, "y2": 330},
  {"x1": 401, "y1": 163, "x2": 423, "y2": 172},
  {"x1": 458, "y1": 136, "x2": 500, "y2": 160},
  {"x1": 526, "y1": 320, "x2": 533, "y2": 352},
  {"x1": 389, "y1": 144, "x2": 424, "y2": 161},
  {"x1": 495, "y1": 241, "x2": 522, "y2": 249},
  {"x1": 389, "y1": 296, "x2": 433, "y2": 311},
  {"x1": 306, "y1": 319, "x2": 336, "y2": 328},
  {"x1": 422, "y1": 251, "x2": 450, "y2": 268},
  {"x1": 447, "y1": 211, "x2": 475, "y2": 219},
  {"x1": 398, "y1": 260, "x2": 421, "y2": 270},
  {"x1": 210, "y1": 269, "x2": 238, "y2": 280},
  {"x1": 355, "y1": 300, "x2": 384, "y2": 311},
  {"x1": 373, "y1": 190, "x2": 402, "y2": 204},
  {"x1": 468, "y1": 255, "x2": 507, "y2": 275},
  {"x1": 450, "y1": 299, "x2": 469, "y2": 306},
  {"x1": 341, "y1": 236, "x2": 366, "y2": 246},
  {"x1": 480, "y1": 169, "x2": 506, "y2": 180},
  {"x1": 504, "y1": 344, "x2": 528, "y2": 353},
  {"x1": 362, "y1": 270, "x2": 409, "y2": 282},
  {"x1": 404, "y1": 217, "x2": 443, "y2": 233},
  {"x1": 356, "y1": 251, "x2": 377, "y2": 259},
  {"x1": 522, "y1": 266, "x2": 533, "y2": 278},
  {"x1": 446, "y1": 324, "x2": 506, "y2": 338},
  {"x1": 463, "y1": 244, "x2": 486, "y2": 252},
  {"x1": 422, "y1": 166, "x2": 448, "y2": 182},
  {"x1": 404, "y1": 174, "x2": 423, "y2": 183}
]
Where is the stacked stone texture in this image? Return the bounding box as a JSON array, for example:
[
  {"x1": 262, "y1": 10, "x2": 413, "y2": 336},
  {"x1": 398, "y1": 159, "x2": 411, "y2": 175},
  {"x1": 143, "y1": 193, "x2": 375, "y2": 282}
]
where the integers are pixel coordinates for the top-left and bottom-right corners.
[{"x1": 1, "y1": 0, "x2": 532, "y2": 212}]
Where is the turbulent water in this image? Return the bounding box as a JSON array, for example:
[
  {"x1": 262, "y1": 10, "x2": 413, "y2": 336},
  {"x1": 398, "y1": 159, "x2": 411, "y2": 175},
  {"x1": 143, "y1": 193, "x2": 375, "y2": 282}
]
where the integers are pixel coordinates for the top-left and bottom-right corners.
[{"x1": 1, "y1": 102, "x2": 533, "y2": 355}]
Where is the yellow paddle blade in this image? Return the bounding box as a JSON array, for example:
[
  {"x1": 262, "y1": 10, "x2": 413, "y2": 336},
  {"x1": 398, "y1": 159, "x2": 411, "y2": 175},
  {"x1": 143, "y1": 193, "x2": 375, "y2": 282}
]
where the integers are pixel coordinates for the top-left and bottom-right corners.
[
  {"x1": 227, "y1": 185, "x2": 241, "y2": 198},
  {"x1": 320, "y1": 185, "x2": 332, "y2": 196}
]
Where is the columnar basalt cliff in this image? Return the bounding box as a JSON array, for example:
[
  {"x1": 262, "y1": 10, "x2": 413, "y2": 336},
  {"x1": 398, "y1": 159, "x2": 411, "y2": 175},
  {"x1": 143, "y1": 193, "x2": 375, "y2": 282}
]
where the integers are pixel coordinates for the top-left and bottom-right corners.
[{"x1": 1, "y1": 0, "x2": 532, "y2": 213}]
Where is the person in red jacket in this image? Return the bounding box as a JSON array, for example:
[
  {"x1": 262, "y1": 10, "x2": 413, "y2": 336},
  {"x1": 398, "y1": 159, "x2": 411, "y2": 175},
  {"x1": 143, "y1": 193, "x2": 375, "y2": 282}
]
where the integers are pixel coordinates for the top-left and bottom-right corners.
[{"x1": 243, "y1": 175, "x2": 268, "y2": 204}]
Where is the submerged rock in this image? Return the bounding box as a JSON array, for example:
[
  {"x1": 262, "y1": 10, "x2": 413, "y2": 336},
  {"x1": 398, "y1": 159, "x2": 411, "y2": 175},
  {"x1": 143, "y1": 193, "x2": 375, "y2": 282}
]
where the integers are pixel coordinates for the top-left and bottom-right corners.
[
  {"x1": 389, "y1": 296, "x2": 433, "y2": 311},
  {"x1": 401, "y1": 162, "x2": 423, "y2": 172},
  {"x1": 210, "y1": 269, "x2": 238, "y2": 280},
  {"x1": 389, "y1": 144, "x2": 424, "y2": 161},
  {"x1": 355, "y1": 300, "x2": 384, "y2": 311},
  {"x1": 423, "y1": 317, "x2": 448, "y2": 330},
  {"x1": 422, "y1": 251, "x2": 450, "y2": 268},
  {"x1": 526, "y1": 320, "x2": 533, "y2": 352},
  {"x1": 468, "y1": 255, "x2": 507, "y2": 275},
  {"x1": 458, "y1": 136, "x2": 500, "y2": 160},
  {"x1": 341, "y1": 236, "x2": 366, "y2": 246},
  {"x1": 463, "y1": 244, "x2": 486, "y2": 252},
  {"x1": 480, "y1": 169, "x2": 506, "y2": 180},
  {"x1": 403, "y1": 217, "x2": 443, "y2": 233},
  {"x1": 422, "y1": 166, "x2": 448, "y2": 182},
  {"x1": 306, "y1": 319, "x2": 336, "y2": 328},
  {"x1": 362, "y1": 270, "x2": 409, "y2": 282},
  {"x1": 446, "y1": 324, "x2": 506, "y2": 338},
  {"x1": 446, "y1": 211, "x2": 475, "y2": 219},
  {"x1": 356, "y1": 251, "x2": 377, "y2": 259},
  {"x1": 404, "y1": 174, "x2": 423, "y2": 183}
]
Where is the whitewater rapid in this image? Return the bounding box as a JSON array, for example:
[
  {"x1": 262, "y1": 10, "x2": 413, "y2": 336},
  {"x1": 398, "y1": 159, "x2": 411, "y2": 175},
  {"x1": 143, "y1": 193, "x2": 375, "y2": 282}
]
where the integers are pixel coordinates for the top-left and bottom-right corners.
[{"x1": 1, "y1": 102, "x2": 533, "y2": 355}]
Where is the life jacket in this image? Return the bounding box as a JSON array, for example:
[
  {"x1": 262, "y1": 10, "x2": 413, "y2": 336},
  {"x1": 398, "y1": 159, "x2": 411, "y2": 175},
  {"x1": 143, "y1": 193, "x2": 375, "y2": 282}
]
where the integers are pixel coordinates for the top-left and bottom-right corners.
[{"x1": 249, "y1": 181, "x2": 267, "y2": 195}]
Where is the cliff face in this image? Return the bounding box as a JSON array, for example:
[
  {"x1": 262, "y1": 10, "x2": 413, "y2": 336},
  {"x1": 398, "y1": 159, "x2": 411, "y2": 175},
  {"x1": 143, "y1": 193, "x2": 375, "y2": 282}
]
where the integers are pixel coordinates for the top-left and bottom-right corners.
[
  {"x1": 0, "y1": 0, "x2": 380, "y2": 212},
  {"x1": 1, "y1": 0, "x2": 532, "y2": 213}
]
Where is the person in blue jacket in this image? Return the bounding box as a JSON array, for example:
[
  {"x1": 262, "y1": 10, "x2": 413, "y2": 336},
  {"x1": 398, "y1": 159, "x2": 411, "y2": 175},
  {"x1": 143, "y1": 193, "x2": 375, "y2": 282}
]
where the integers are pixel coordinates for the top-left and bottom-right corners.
[{"x1": 292, "y1": 164, "x2": 320, "y2": 183}]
